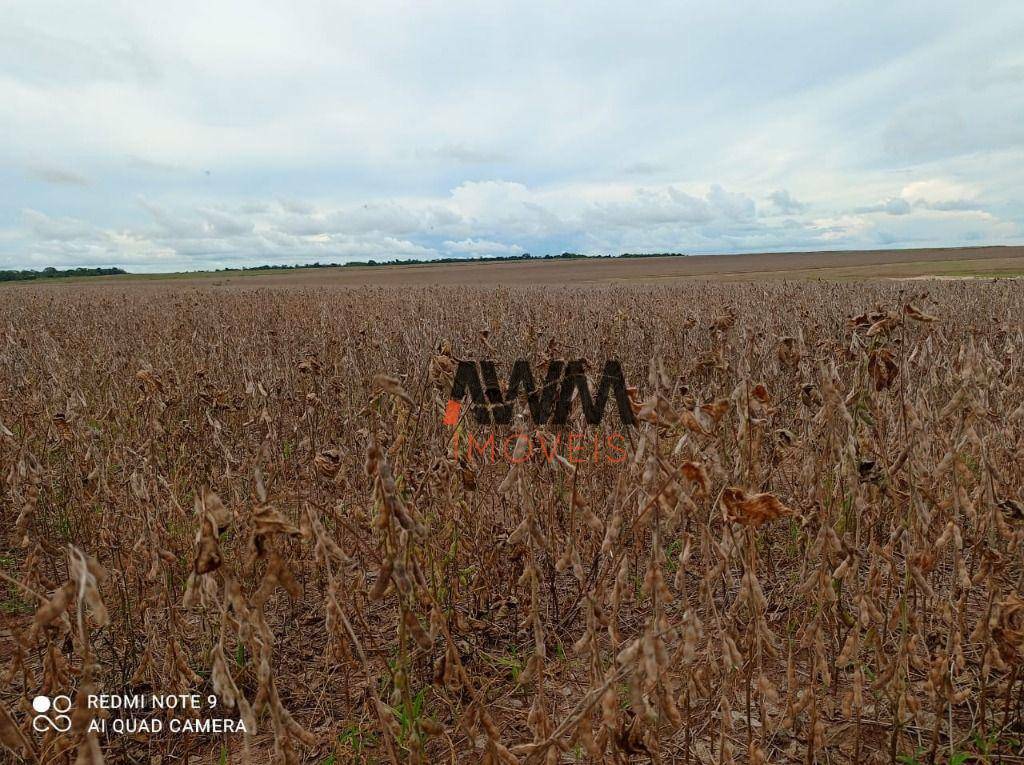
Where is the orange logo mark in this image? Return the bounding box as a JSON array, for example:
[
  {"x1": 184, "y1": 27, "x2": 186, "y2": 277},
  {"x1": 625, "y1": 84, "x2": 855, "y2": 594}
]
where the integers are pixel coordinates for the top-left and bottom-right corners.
[{"x1": 443, "y1": 400, "x2": 462, "y2": 426}]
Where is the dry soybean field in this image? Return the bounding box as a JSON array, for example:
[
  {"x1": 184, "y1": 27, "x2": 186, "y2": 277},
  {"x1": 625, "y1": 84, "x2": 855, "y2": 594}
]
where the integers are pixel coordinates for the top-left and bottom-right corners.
[{"x1": 3, "y1": 278, "x2": 1024, "y2": 765}]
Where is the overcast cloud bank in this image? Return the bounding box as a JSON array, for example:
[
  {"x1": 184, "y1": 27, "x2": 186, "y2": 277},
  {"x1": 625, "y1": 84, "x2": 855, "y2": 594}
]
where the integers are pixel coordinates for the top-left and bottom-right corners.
[{"x1": 2, "y1": 1, "x2": 1023, "y2": 271}]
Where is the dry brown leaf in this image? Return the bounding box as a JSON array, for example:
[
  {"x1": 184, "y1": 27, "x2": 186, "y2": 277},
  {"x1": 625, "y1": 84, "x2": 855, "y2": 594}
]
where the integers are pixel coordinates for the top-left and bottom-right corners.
[
  {"x1": 868, "y1": 349, "x2": 899, "y2": 391},
  {"x1": 904, "y1": 303, "x2": 937, "y2": 322},
  {"x1": 372, "y1": 374, "x2": 415, "y2": 406},
  {"x1": 721, "y1": 487, "x2": 794, "y2": 527},
  {"x1": 994, "y1": 594, "x2": 1024, "y2": 664},
  {"x1": 679, "y1": 461, "x2": 711, "y2": 498},
  {"x1": 866, "y1": 316, "x2": 898, "y2": 337},
  {"x1": 34, "y1": 581, "x2": 74, "y2": 627},
  {"x1": 314, "y1": 448, "x2": 342, "y2": 477},
  {"x1": 0, "y1": 702, "x2": 31, "y2": 757},
  {"x1": 700, "y1": 398, "x2": 729, "y2": 423}
]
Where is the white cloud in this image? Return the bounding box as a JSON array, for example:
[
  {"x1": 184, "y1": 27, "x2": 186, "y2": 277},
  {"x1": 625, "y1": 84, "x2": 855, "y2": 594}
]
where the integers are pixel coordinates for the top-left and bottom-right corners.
[
  {"x1": 443, "y1": 238, "x2": 523, "y2": 256},
  {"x1": 899, "y1": 178, "x2": 983, "y2": 211},
  {"x1": 856, "y1": 197, "x2": 912, "y2": 215},
  {"x1": 769, "y1": 190, "x2": 808, "y2": 214},
  {"x1": 707, "y1": 185, "x2": 756, "y2": 221},
  {"x1": 27, "y1": 165, "x2": 89, "y2": 186},
  {"x1": 900, "y1": 179, "x2": 976, "y2": 204},
  {"x1": 23, "y1": 209, "x2": 99, "y2": 242},
  {"x1": 418, "y1": 144, "x2": 509, "y2": 164}
]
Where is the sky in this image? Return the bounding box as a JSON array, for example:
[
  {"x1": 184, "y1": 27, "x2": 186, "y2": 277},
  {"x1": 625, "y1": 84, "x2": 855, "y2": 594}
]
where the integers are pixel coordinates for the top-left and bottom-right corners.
[{"x1": 2, "y1": 0, "x2": 1023, "y2": 272}]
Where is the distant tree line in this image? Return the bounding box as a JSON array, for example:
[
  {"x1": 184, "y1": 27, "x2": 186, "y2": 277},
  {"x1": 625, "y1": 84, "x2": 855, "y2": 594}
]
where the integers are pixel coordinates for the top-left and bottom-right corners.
[
  {"x1": 216, "y1": 251, "x2": 688, "y2": 272},
  {"x1": 2, "y1": 252, "x2": 691, "y2": 280},
  {"x1": 619, "y1": 252, "x2": 689, "y2": 259},
  {"x1": 0, "y1": 266, "x2": 127, "y2": 283}
]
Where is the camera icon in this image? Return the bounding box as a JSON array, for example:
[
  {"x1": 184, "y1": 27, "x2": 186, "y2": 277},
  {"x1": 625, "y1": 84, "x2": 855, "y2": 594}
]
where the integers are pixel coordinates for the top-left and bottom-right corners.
[{"x1": 32, "y1": 695, "x2": 73, "y2": 733}]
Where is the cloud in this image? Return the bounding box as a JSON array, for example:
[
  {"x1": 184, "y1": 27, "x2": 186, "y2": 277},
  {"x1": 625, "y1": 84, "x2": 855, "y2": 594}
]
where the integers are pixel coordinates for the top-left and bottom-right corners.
[
  {"x1": 707, "y1": 185, "x2": 756, "y2": 221},
  {"x1": 809, "y1": 215, "x2": 873, "y2": 241},
  {"x1": 125, "y1": 155, "x2": 185, "y2": 174},
  {"x1": 856, "y1": 197, "x2": 912, "y2": 215},
  {"x1": 198, "y1": 207, "x2": 253, "y2": 237},
  {"x1": 137, "y1": 198, "x2": 207, "y2": 239},
  {"x1": 443, "y1": 238, "x2": 523, "y2": 256},
  {"x1": 899, "y1": 178, "x2": 983, "y2": 211},
  {"x1": 920, "y1": 198, "x2": 981, "y2": 211},
  {"x1": 585, "y1": 185, "x2": 757, "y2": 233},
  {"x1": 28, "y1": 166, "x2": 89, "y2": 186},
  {"x1": 7, "y1": 174, "x2": 1019, "y2": 272},
  {"x1": 899, "y1": 179, "x2": 974, "y2": 204},
  {"x1": 0, "y1": 21, "x2": 159, "y2": 89},
  {"x1": 1, "y1": 1, "x2": 1022, "y2": 270},
  {"x1": 13, "y1": 209, "x2": 178, "y2": 269},
  {"x1": 419, "y1": 144, "x2": 508, "y2": 164},
  {"x1": 769, "y1": 189, "x2": 807, "y2": 214},
  {"x1": 23, "y1": 209, "x2": 101, "y2": 241},
  {"x1": 621, "y1": 161, "x2": 668, "y2": 176},
  {"x1": 279, "y1": 199, "x2": 315, "y2": 215}
]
